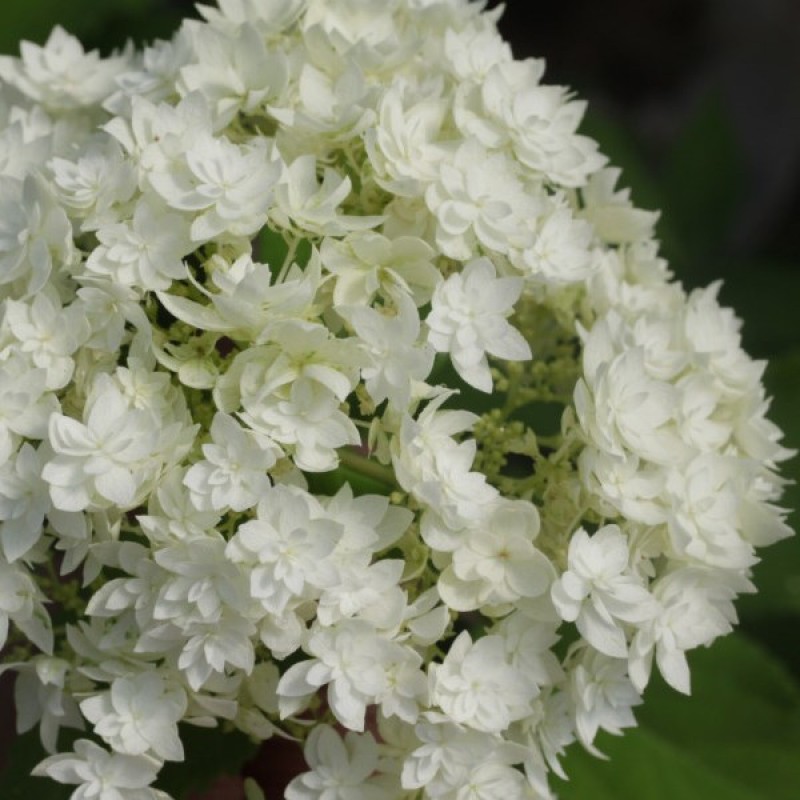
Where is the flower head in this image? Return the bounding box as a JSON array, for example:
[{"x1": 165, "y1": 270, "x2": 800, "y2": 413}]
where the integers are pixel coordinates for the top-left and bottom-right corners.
[{"x1": 0, "y1": 3, "x2": 791, "y2": 799}]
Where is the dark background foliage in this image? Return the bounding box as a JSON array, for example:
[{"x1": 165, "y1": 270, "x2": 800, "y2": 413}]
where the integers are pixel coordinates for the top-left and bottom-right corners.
[{"x1": 1, "y1": 1, "x2": 799, "y2": 797}]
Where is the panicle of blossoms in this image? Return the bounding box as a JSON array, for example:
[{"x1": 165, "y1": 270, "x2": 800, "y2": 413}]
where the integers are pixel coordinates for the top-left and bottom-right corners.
[{"x1": 0, "y1": 2, "x2": 792, "y2": 800}]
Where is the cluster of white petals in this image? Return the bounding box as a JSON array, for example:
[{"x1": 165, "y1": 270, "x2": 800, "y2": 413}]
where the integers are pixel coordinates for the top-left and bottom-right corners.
[{"x1": 0, "y1": 2, "x2": 792, "y2": 799}]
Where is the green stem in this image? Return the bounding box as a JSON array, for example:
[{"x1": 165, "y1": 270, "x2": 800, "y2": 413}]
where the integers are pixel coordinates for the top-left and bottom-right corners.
[
  {"x1": 338, "y1": 448, "x2": 400, "y2": 489},
  {"x1": 276, "y1": 237, "x2": 299, "y2": 283},
  {"x1": 503, "y1": 368, "x2": 522, "y2": 416},
  {"x1": 551, "y1": 429, "x2": 581, "y2": 465}
]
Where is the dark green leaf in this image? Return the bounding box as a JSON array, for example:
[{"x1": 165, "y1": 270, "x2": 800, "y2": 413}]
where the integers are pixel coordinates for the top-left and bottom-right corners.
[
  {"x1": 157, "y1": 725, "x2": 259, "y2": 800},
  {"x1": 304, "y1": 464, "x2": 393, "y2": 497},
  {"x1": 716, "y1": 264, "x2": 800, "y2": 357},
  {"x1": 581, "y1": 110, "x2": 688, "y2": 267},
  {"x1": 0, "y1": 0, "x2": 184, "y2": 55},
  {"x1": 557, "y1": 634, "x2": 800, "y2": 799},
  {"x1": 739, "y1": 349, "x2": 800, "y2": 620},
  {"x1": 660, "y1": 95, "x2": 744, "y2": 269},
  {"x1": 0, "y1": 727, "x2": 74, "y2": 800},
  {"x1": 555, "y1": 726, "x2": 759, "y2": 800},
  {"x1": 256, "y1": 227, "x2": 290, "y2": 273},
  {"x1": 581, "y1": 111, "x2": 664, "y2": 213}
]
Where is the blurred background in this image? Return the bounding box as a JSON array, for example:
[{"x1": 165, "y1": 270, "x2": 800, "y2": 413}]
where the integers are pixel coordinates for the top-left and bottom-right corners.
[{"x1": 1, "y1": 1, "x2": 799, "y2": 798}]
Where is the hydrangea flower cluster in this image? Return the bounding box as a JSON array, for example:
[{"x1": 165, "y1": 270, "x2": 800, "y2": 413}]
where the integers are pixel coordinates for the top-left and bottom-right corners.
[{"x1": 0, "y1": 1, "x2": 793, "y2": 798}]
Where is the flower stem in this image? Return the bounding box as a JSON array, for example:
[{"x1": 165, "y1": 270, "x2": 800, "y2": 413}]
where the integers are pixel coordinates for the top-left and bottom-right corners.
[{"x1": 337, "y1": 448, "x2": 399, "y2": 489}]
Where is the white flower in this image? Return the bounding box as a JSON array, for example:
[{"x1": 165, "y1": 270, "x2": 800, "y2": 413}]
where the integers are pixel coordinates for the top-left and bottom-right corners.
[
  {"x1": 321, "y1": 232, "x2": 440, "y2": 308},
  {"x1": 628, "y1": 568, "x2": 746, "y2": 694},
  {"x1": 198, "y1": 0, "x2": 306, "y2": 35},
  {"x1": 393, "y1": 397, "x2": 497, "y2": 529},
  {"x1": 579, "y1": 168, "x2": 659, "y2": 245},
  {"x1": 183, "y1": 412, "x2": 281, "y2": 512},
  {"x1": 159, "y1": 251, "x2": 321, "y2": 342},
  {"x1": 320, "y1": 482, "x2": 412, "y2": 556},
  {"x1": 569, "y1": 648, "x2": 641, "y2": 754},
  {"x1": 430, "y1": 631, "x2": 537, "y2": 733},
  {"x1": 178, "y1": 22, "x2": 288, "y2": 127},
  {"x1": 4, "y1": 286, "x2": 90, "y2": 389},
  {"x1": 425, "y1": 140, "x2": 540, "y2": 261},
  {"x1": 438, "y1": 499, "x2": 554, "y2": 612},
  {"x1": 76, "y1": 278, "x2": 151, "y2": 354},
  {"x1": 243, "y1": 376, "x2": 361, "y2": 472},
  {"x1": 0, "y1": 3, "x2": 792, "y2": 797},
  {"x1": 456, "y1": 761, "x2": 536, "y2": 800},
  {"x1": 107, "y1": 90, "x2": 212, "y2": 169},
  {"x1": 517, "y1": 201, "x2": 596, "y2": 285},
  {"x1": 426, "y1": 258, "x2": 531, "y2": 392},
  {"x1": 683, "y1": 282, "x2": 761, "y2": 399},
  {"x1": 269, "y1": 62, "x2": 376, "y2": 143},
  {"x1": 278, "y1": 619, "x2": 407, "y2": 731},
  {"x1": 226, "y1": 484, "x2": 339, "y2": 614},
  {"x1": 175, "y1": 613, "x2": 257, "y2": 690},
  {"x1": 478, "y1": 60, "x2": 606, "y2": 187},
  {"x1": 676, "y1": 373, "x2": 731, "y2": 452},
  {"x1": 43, "y1": 372, "x2": 193, "y2": 512},
  {"x1": 578, "y1": 447, "x2": 666, "y2": 526},
  {"x1": 287, "y1": 725, "x2": 392, "y2": 800},
  {"x1": 575, "y1": 348, "x2": 686, "y2": 465},
  {"x1": 377, "y1": 644, "x2": 428, "y2": 724},
  {"x1": 106, "y1": 31, "x2": 193, "y2": 115},
  {"x1": 317, "y1": 559, "x2": 405, "y2": 630},
  {"x1": 274, "y1": 155, "x2": 382, "y2": 236},
  {"x1": 0, "y1": 173, "x2": 72, "y2": 298},
  {"x1": 80, "y1": 672, "x2": 188, "y2": 761},
  {"x1": 86, "y1": 198, "x2": 194, "y2": 291},
  {"x1": 0, "y1": 558, "x2": 53, "y2": 654},
  {"x1": 49, "y1": 134, "x2": 137, "y2": 230},
  {"x1": 365, "y1": 82, "x2": 450, "y2": 197},
  {"x1": 0, "y1": 108, "x2": 52, "y2": 182},
  {"x1": 0, "y1": 355, "x2": 59, "y2": 463},
  {"x1": 10, "y1": 656, "x2": 83, "y2": 754},
  {"x1": 236, "y1": 661, "x2": 281, "y2": 740},
  {"x1": 0, "y1": 26, "x2": 129, "y2": 111},
  {"x1": 303, "y1": 0, "x2": 407, "y2": 66},
  {"x1": 154, "y1": 535, "x2": 250, "y2": 625},
  {"x1": 222, "y1": 322, "x2": 364, "y2": 472},
  {"x1": 443, "y1": 20, "x2": 512, "y2": 82},
  {"x1": 401, "y1": 715, "x2": 526, "y2": 797},
  {"x1": 551, "y1": 525, "x2": 657, "y2": 658},
  {"x1": 345, "y1": 293, "x2": 434, "y2": 409},
  {"x1": 148, "y1": 131, "x2": 281, "y2": 242},
  {"x1": 33, "y1": 739, "x2": 166, "y2": 800},
  {"x1": 0, "y1": 443, "x2": 52, "y2": 562},
  {"x1": 496, "y1": 613, "x2": 564, "y2": 690},
  {"x1": 664, "y1": 454, "x2": 756, "y2": 569},
  {"x1": 406, "y1": 443, "x2": 493, "y2": 534},
  {"x1": 243, "y1": 319, "x2": 365, "y2": 400}
]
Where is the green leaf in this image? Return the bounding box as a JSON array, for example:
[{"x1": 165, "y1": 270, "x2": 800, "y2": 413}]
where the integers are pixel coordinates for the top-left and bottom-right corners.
[
  {"x1": 739, "y1": 349, "x2": 800, "y2": 619},
  {"x1": 581, "y1": 111, "x2": 664, "y2": 213},
  {"x1": 0, "y1": 0, "x2": 183, "y2": 55},
  {"x1": 0, "y1": 724, "x2": 258, "y2": 800},
  {"x1": 716, "y1": 264, "x2": 800, "y2": 357},
  {"x1": 638, "y1": 635, "x2": 800, "y2": 798},
  {"x1": 638, "y1": 634, "x2": 800, "y2": 740},
  {"x1": 256, "y1": 227, "x2": 290, "y2": 273},
  {"x1": 555, "y1": 727, "x2": 759, "y2": 800},
  {"x1": 580, "y1": 110, "x2": 685, "y2": 268},
  {"x1": 0, "y1": 727, "x2": 74, "y2": 800},
  {"x1": 740, "y1": 537, "x2": 800, "y2": 622},
  {"x1": 660, "y1": 95, "x2": 744, "y2": 271},
  {"x1": 556, "y1": 634, "x2": 800, "y2": 799},
  {"x1": 157, "y1": 725, "x2": 259, "y2": 800},
  {"x1": 304, "y1": 463, "x2": 394, "y2": 497}
]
